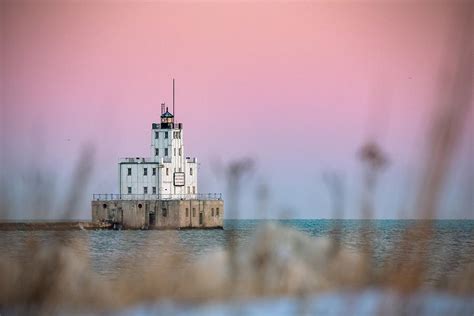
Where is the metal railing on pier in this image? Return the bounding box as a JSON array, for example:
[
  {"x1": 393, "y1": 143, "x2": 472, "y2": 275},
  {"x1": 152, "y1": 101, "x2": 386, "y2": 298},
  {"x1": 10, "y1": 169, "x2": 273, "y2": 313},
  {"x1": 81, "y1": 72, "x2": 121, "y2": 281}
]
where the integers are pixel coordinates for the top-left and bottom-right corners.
[{"x1": 93, "y1": 193, "x2": 222, "y2": 201}]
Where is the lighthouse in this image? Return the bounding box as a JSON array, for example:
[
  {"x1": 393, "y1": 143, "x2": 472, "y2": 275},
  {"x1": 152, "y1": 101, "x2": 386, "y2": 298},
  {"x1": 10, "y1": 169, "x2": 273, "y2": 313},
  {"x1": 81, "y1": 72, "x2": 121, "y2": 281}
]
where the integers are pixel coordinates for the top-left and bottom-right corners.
[
  {"x1": 92, "y1": 80, "x2": 224, "y2": 229},
  {"x1": 118, "y1": 105, "x2": 198, "y2": 198}
]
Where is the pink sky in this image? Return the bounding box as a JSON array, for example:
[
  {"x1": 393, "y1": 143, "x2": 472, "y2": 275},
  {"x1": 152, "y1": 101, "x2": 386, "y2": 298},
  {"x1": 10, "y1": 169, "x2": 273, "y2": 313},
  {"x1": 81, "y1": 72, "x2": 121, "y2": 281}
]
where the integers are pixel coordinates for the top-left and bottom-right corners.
[{"x1": 1, "y1": 1, "x2": 472, "y2": 219}]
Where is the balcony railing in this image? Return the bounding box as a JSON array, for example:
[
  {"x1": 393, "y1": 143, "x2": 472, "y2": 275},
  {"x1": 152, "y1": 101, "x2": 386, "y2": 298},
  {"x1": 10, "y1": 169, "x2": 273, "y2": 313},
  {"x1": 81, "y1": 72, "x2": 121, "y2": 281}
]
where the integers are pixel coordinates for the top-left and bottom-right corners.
[
  {"x1": 119, "y1": 157, "x2": 188, "y2": 164},
  {"x1": 119, "y1": 157, "x2": 155, "y2": 163},
  {"x1": 152, "y1": 123, "x2": 183, "y2": 130},
  {"x1": 93, "y1": 193, "x2": 222, "y2": 201}
]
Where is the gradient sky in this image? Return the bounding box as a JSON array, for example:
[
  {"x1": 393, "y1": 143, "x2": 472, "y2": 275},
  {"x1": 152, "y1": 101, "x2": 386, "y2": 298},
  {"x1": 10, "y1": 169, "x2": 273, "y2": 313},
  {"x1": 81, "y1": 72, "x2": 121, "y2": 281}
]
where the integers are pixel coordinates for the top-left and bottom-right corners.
[{"x1": 1, "y1": 1, "x2": 472, "y2": 219}]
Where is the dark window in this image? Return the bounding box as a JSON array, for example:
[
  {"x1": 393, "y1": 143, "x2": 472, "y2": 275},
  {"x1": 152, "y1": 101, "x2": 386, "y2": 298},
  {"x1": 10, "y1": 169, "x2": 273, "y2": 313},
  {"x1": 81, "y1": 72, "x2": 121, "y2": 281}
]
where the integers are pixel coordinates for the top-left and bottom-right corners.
[
  {"x1": 190, "y1": 168, "x2": 193, "y2": 176},
  {"x1": 199, "y1": 212, "x2": 203, "y2": 225},
  {"x1": 179, "y1": 148, "x2": 182, "y2": 156},
  {"x1": 165, "y1": 132, "x2": 168, "y2": 139},
  {"x1": 164, "y1": 148, "x2": 168, "y2": 156},
  {"x1": 155, "y1": 131, "x2": 159, "y2": 139},
  {"x1": 127, "y1": 168, "x2": 132, "y2": 176},
  {"x1": 144, "y1": 187, "x2": 148, "y2": 194},
  {"x1": 152, "y1": 186, "x2": 156, "y2": 194},
  {"x1": 192, "y1": 208, "x2": 196, "y2": 217},
  {"x1": 216, "y1": 208, "x2": 220, "y2": 216},
  {"x1": 186, "y1": 208, "x2": 189, "y2": 217},
  {"x1": 152, "y1": 168, "x2": 156, "y2": 176},
  {"x1": 211, "y1": 208, "x2": 214, "y2": 216},
  {"x1": 166, "y1": 168, "x2": 169, "y2": 176},
  {"x1": 127, "y1": 187, "x2": 132, "y2": 194},
  {"x1": 144, "y1": 168, "x2": 148, "y2": 176},
  {"x1": 162, "y1": 208, "x2": 167, "y2": 217},
  {"x1": 155, "y1": 148, "x2": 159, "y2": 156},
  {"x1": 174, "y1": 148, "x2": 176, "y2": 156}
]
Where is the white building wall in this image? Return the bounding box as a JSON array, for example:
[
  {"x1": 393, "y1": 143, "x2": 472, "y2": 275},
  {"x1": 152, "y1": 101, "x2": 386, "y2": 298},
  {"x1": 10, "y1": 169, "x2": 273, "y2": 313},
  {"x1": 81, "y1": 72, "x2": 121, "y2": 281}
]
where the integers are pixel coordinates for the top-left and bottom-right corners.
[
  {"x1": 185, "y1": 159, "x2": 198, "y2": 196},
  {"x1": 120, "y1": 162, "x2": 160, "y2": 195},
  {"x1": 160, "y1": 162, "x2": 174, "y2": 196}
]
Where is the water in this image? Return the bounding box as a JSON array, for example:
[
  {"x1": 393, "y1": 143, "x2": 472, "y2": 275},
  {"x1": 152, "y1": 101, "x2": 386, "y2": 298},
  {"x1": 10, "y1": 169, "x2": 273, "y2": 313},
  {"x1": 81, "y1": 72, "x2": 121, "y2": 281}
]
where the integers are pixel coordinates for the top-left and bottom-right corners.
[{"x1": 1, "y1": 220, "x2": 473, "y2": 285}]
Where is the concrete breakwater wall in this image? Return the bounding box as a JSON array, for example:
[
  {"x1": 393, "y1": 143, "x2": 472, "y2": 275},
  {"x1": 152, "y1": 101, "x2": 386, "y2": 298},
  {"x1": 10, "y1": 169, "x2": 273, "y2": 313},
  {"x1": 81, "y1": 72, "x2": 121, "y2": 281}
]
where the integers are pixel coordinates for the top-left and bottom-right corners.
[
  {"x1": 92, "y1": 199, "x2": 224, "y2": 229},
  {"x1": 0, "y1": 221, "x2": 111, "y2": 231}
]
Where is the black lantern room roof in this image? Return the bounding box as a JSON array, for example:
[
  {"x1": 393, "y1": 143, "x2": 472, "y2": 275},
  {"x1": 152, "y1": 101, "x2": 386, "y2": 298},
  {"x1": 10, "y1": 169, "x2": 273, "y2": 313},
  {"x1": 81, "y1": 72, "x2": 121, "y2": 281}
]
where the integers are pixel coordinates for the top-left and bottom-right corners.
[{"x1": 161, "y1": 110, "x2": 174, "y2": 118}]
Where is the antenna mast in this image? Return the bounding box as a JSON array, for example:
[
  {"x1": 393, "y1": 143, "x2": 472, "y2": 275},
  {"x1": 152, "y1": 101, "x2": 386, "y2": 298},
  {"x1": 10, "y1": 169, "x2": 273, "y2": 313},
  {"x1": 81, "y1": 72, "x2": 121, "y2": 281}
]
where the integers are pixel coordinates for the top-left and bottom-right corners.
[{"x1": 172, "y1": 78, "x2": 175, "y2": 117}]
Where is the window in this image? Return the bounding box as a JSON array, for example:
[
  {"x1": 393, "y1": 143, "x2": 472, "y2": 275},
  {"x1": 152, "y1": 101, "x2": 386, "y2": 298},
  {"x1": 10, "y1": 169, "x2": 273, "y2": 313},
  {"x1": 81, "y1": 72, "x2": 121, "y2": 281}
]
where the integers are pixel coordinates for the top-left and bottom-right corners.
[
  {"x1": 193, "y1": 186, "x2": 196, "y2": 194},
  {"x1": 192, "y1": 208, "x2": 196, "y2": 217},
  {"x1": 216, "y1": 208, "x2": 220, "y2": 216},
  {"x1": 152, "y1": 168, "x2": 156, "y2": 176},
  {"x1": 155, "y1": 148, "x2": 159, "y2": 156},
  {"x1": 179, "y1": 167, "x2": 182, "y2": 172},
  {"x1": 166, "y1": 168, "x2": 169, "y2": 176},
  {"x1": 174, "y1": 148, "x2": 176, "y2": 156},
  {"x1": 127, "y1": 168, "x2": 132, "y2": 176},
  {"x1": 152, "y1": 186, "x2": 156, "y2": 194},
  {"x1": 186, "y1": 208, "x2": 189, "y2": 217},
  {"x1": 144, "y1": 187, "x2": 148, "y2": 194},
  {"x1": 190, "y1": 168, "x2": 193, "y2": 176},
  {"x1": 211, "y1": 208, "x2": 214, "y2": 216},
  {"x1": 179, "y1": 148, "x2": 182, "y2": 156},
  {"x1": 165, "y1": 132, "x2": 168, "y2": 139},
  {"x1": 164, "y1": 148, "x2": 168, "y2": 156},
  {"x1": 144, "y1": 168, "x2": 148, "y2": 176},
  {"x1": 127, "y1": 187, "x2": 132, "y2": 194},
  {"x1": 155, "y1": 131, "x2": 159, "y2": 139},
  {"x1": 162, "y1": 208, "x2": 167, "y2": 217},
  {"x1": 187, "y1": 186, "x2": 190, "y2": 194}
]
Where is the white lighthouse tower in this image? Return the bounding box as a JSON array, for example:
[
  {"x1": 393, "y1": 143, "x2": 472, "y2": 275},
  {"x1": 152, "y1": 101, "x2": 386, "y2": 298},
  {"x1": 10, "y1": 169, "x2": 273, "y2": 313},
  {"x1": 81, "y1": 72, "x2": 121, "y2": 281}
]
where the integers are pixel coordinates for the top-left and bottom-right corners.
[{"x1": 118, "y1": 84, "x2": 198, "y2": 199}]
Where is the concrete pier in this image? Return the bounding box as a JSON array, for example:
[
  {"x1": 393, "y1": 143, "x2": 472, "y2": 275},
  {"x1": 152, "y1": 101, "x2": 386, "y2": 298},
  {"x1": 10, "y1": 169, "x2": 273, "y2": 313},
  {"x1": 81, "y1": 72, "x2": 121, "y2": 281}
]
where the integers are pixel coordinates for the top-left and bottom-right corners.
[{"x1": 92, "y1": 198, "x2": 224, "y2": 230}]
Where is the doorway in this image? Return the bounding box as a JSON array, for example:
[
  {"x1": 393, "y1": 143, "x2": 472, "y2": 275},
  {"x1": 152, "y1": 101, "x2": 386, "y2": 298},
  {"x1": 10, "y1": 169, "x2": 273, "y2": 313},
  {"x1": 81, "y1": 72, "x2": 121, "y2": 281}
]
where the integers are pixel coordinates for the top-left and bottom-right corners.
[{"x1": 149, "y1": 213, "x2": 156, "y2": 226}]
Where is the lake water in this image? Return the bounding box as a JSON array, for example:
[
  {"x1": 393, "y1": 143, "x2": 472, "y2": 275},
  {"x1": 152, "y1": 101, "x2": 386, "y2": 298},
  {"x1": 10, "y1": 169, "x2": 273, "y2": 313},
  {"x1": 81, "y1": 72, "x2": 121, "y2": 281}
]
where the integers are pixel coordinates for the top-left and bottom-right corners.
[{"x1": 1, "y1": 219, "x2": 473, "y2": 286}]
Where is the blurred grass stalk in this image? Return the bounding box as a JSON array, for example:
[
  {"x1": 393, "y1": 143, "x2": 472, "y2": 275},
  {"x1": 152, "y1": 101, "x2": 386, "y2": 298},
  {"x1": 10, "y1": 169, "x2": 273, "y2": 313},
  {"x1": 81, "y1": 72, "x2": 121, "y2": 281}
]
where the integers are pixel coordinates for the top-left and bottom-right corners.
[{"x1": 384, "y1": 2, "x2": 473, "y2": 293}]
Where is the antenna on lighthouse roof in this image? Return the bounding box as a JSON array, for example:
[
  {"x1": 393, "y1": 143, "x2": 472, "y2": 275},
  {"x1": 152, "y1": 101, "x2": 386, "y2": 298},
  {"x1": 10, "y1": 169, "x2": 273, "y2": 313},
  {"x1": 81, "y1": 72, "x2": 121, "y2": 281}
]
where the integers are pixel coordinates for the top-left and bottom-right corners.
[{"x1": 172, "y1": 78, "x2": 175, "y2": 117}]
